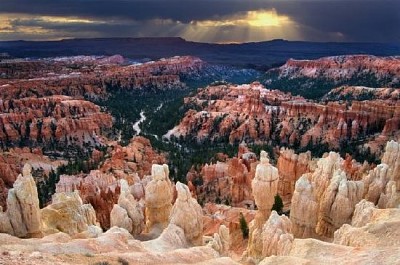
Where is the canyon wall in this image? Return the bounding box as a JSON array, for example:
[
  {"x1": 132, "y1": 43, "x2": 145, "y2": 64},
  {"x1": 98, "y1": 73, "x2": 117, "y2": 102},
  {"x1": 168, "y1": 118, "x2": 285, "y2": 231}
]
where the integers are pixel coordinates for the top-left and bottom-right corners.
[{"x1": 168, "y1": 82, "x2": 400, "y2": 151}]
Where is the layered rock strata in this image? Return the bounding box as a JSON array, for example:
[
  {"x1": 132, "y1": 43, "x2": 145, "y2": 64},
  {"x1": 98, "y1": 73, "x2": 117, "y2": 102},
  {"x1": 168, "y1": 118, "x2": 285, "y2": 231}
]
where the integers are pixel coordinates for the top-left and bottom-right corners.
[
  {"x1": 0, "y1": 164, "x2": 42, "y2": 238},
  {"x1": 246, "y1": 151, "x2": 279, "y2": 259},
  {"x1": 145, "y1": 164, "x2": 173, "y2": 234}
]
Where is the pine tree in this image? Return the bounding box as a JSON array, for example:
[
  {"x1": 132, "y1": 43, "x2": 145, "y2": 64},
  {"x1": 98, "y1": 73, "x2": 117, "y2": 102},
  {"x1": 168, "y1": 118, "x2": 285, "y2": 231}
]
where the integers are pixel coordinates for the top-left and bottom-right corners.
[
  {"x1": 239, "y1": 212, "x2": 249, "y2": 239},
  {"x1": 272, "y1": 194, "x2": 284, "y2": 214}
]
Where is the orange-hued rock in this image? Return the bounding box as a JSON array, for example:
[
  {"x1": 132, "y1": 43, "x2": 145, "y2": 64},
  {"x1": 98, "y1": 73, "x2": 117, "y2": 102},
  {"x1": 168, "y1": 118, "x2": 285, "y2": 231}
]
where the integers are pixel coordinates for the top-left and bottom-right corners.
[
  {"x1": 277, "y1": 148, "x2": 312, "y2": 204},
  {"x1": 100, "y1": 136, "x2": 166, "y2": 180},
  {"x1": 167, "y1": 82, "x2": 399, "y2": 149},
  {"x1": 343, "y1": 153, "x2": 371, "y2": 181},
  {"x1": 0, "y1": 148, "x2": 64, "y2": 209},
  {"x1": 202, "y1": 203, "x2": 256, "y2": 256},
  {"x1": 187, "y1": 143, "x2": 257, "y2": 207},
  {"x1": 54, "y1": 136, "x2": 165, "y2": 230},
  {"x1": 290, "y1": 152, "x2": 364, "y2": 239},
  {"x1": 0, "y1": 55, "x2": 203, "y2": 100},
  {"x1": 323, "y1": 86, "x2": 400, "y2": 101},
  {"x1": 273, "y1": 55, "x2": 400, "y2": 83},
  {"x1": 0, "y1": 95, "x2": 112, "y2": 147}
]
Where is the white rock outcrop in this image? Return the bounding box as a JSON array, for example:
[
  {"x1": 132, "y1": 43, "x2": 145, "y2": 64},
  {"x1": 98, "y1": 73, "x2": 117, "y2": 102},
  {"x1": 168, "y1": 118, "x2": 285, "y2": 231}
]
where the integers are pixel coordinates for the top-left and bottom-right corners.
[
  {"x1": 261, "y1": 211, "x2": 293, "y2": 257},
  {"x1": 110, "y1": 179, "x2": 144, "y2": 235},
  {"x1": 0, "y1": 164, "x2": 42, "y2": 238},
  {"x1": 208, "y1": 225, "x2": 230, "y2": 255},
  {"x1": 169, "y1": 182, "x2": 203, "y2": 246},
  {"x1": 41, "y1": 190, "x2": 101, "y2": 237},
  {"x1": 291, "y1": 152, "x2": 364, "y2": 238},
  {"x1": 247, "y1": 151, "x2": 279, "y2": 259},
  {"x1": 145, "y1": 164, "x2": 173, "y2": 233}
]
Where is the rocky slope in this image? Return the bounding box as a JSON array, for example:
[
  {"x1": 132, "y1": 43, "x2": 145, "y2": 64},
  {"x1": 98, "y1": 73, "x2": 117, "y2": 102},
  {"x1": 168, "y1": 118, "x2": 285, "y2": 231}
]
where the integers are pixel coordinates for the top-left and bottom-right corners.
[
  {"x1": 0, "y1": 95, "x2": 112, "y2": 149},
  {"x1": 0, "y1": 164, "x2": 239, "y2": 264},
  {"x1": 273, "y1": 55, "x2": 400, "y2": 81},
  {"x1": 276, "y1": 148, "x2": 312, "y2": 204},
  {"x1": 167, "y1": 82, "x2": 400, "y2": 152},
  {"x1": 323, "y1": 86, "x2": 400, "y2": 101},
  {"x1": 0, "y1": 55, "x2": 204, "y2": 100},
  {"x1": 55, "y1": 136, "x2": 166, "y2": 230},
  {"x1": 186, "y1": 143, "x2": 257, "y2": 208},
  {"x1": 0, "y1": 140, "x2": 399, "y2": 264},
  {"x1": 265, "y1": 55, "x2": 400, "y2": 99}
]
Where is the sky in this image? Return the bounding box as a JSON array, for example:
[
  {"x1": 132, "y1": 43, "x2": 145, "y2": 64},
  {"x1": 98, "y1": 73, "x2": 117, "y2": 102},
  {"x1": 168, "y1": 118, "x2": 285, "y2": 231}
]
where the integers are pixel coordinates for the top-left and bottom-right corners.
[{"x1": 0, "y1": 0, "x2": 399, "y2": 43}]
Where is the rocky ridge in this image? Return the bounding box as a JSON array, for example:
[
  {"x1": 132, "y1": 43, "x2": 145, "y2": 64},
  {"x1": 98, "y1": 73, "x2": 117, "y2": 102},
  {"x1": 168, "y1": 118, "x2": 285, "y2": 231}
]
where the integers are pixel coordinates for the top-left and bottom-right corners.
[
  {"x1": 167, "y1": 82, "x2": 400, "y2": 151},
  {"x1": 0, "y1": 55, "x2": 204, "y2": 100}
]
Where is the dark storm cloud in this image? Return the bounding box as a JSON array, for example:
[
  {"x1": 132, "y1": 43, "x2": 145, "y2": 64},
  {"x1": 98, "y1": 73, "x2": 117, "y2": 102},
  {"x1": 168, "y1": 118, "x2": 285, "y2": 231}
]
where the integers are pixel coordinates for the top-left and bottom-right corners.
[
  {"x1": 0, "y1": 0, "x2": 276, "y2": 22},
  {"x1": 0, "y1": 0, "x2": 399, "y2": 42}
]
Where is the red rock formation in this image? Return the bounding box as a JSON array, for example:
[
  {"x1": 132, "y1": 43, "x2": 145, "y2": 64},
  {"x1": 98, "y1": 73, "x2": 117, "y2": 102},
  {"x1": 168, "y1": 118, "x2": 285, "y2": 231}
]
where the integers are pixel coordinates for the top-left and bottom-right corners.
[
  {"x1": 277, "y1": 148, "x2": 312, "y2": 204},
  {"x1": 203, "y1": 203, "x2": 256, "y2": 254},
  {"x1": 0, "y1": 96, "x2": 112, "y2": 147},
  {"x1": 168, "y1": 82, "x2": 399, "y2": 149},
  {"x1": 273, "y1": 55, "x2": 400, "y2": 82},
  {"x1": 0, "y1": 56, "x2": 204, "y2": 100},
  {"x1": 343, "y1": 153, "x2": 371, "y2": 181},
  {"x1": 188, "y1": 143, "x2": 257, "y2": 207},
  {"x1": 323, "y1": 86, "x2": 400, "y2": 101},
  {"x1": 55, "y1": 137, "x2": 165, "y2": 229},
  {"x1": 100, "y1": 136, "x2": 167, "y2": 180}
]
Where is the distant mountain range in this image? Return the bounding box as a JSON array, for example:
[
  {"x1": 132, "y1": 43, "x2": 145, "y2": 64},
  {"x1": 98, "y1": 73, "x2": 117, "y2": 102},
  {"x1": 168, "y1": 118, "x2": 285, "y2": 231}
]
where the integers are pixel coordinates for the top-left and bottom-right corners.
[{"x1": 1, "y1": 37, "x2": 400, "y2": 70}]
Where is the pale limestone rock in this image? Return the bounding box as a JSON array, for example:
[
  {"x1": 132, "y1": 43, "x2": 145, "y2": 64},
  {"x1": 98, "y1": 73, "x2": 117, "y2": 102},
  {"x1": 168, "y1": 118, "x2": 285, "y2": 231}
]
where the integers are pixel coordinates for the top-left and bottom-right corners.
[
  {"x1": 169, "y1": 182, "x2": 203, "y2": 246},
  {"x1": 378, "y1": 180, "x2": 400, "y2": 208},
  {"x1": 110, "y1": 204, "x2": 132, "y2": 233},
  {"x1": 0, "y1": 164, "x2": 42, "y2": 238},
  {"x1": 290, "y1": 175, "x2": 318, "y2": 238},
  {"x1": 145, "y1": 164, "x2": 173, "y2": 233},
  {"x1": 261, "y1": 211, "x2": 293, "y2": 257},
  {"x1": 259, "y1": 237, "x2": 400, "y2": 265},
  {"x1": 41, "y1": 191, "x2": 101, "y2": 236},
  {"x1": 131, "y1": 174, "x2": 145, "y2": 200},
  {"x1": 381, "y1": 140, "x2": 400, "y2": 188},
  {"x1": 363, "y1": 164, "x2": 389, "y2": 204},
  {"x1": 291, "y1": 152, "x2": 364, "y2": 238},
  {"x1": 350, "y1": 199, "x2": 376, "y2": 227},
  {"x1": 334, "y1": 199, "x2": 400, "y2": 248},
  {"x1": 311, "y1": 152, "x2": 342, "y2": 199},
  {"x1": 143, "y1": 224, "x2": 188, "y2": 252},
  {"x1": 0, "y1": 207, "x2": 13, "y2": 235},
  {"x1": 208, "y1": 225, "x2": 230, "y2": 255},
  {"x1": 252, "y1": 151, "x2": 279, "y2": 212},
  {"x1": 110, "y1": 179, "x2": 144, "y2": 235},
  {"x1": 247, "y1": 151, "x2": 279, "y2": 259},
  {"x1": 316, "y1": 170, "x2": 364, "y2": 237},
  {"x1": 363, "y1": 140, "x2": 400, "y2": 208}
]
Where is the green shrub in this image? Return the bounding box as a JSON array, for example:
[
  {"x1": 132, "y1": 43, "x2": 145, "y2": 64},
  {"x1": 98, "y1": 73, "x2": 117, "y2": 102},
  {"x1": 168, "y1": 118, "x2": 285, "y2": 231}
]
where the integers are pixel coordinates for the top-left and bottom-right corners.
[
  {"x1": 272, "y1": 194, "x2": 284, "y2": 214},
  {"x1": 239, "y1": 212, "x2": 249, "y2": 239}
]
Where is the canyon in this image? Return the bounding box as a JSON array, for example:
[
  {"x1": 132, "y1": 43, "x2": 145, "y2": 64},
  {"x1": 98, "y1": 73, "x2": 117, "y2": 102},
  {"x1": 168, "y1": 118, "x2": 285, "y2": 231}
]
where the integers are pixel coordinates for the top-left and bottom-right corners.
[
  {"x1": 167, "y1": 82, "x2": 400, "y2": 155},
  {"x1": 0, "y1": 140, "x2": 399, "y2": 264},
  {"x1": 0, "y1": 52, "x2": 399, "y2": 265}
]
